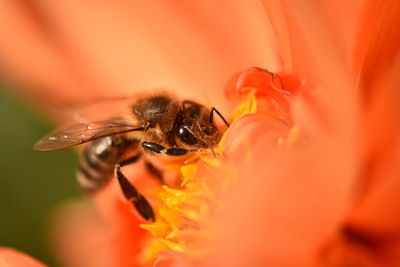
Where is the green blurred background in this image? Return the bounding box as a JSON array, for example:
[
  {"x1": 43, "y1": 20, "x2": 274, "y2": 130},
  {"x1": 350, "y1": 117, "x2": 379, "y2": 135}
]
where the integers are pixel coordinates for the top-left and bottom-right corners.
[{"x1": 0, "y1": 85, "x2": 81, "y2": 266}]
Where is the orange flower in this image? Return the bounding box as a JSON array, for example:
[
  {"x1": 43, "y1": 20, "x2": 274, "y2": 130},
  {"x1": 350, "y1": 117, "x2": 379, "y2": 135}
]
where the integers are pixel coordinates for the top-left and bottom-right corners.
[{"x1": 0, "y1": 0, "x2": 400, "y2": 266}]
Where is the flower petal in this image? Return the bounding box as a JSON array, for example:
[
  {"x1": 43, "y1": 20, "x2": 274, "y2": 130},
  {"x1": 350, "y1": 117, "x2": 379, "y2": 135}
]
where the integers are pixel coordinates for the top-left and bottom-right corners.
[
  {"x1": 355, "y1": 0, "x2": 400, "y2": 184},
  {"x1": 0, "y1": 248, "x2": 45, "y2": 267},
  {"x1": 264, "y1": 0, "x2": 358, "y2": 132},
  {"x1": 349, "y1": 140, "x2": 400, "y2": 233},
  {"x1": 51, "y1": 201, "x2": 114, "y2": 267},
  {"x1": 215, "y1": 114, "x2": 358, "y2": 266},
  {"x1": 0, "y1": 1, "x2": 96, "y2": 106},
  {"x1": 0, "y1": 0, "x2": 283, "y2": 115}
]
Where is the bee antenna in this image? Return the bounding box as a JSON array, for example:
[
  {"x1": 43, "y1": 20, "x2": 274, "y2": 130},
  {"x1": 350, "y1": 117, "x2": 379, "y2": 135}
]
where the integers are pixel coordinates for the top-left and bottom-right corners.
[{"x1": 209, "y1": 107, "x2": 229, "y2": 127}]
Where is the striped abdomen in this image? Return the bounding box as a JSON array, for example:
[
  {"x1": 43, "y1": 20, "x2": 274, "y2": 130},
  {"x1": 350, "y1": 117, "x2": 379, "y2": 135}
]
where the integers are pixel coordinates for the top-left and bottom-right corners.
[{"x1": 77, "y1": 136, "x2": 138, "y2": 194}]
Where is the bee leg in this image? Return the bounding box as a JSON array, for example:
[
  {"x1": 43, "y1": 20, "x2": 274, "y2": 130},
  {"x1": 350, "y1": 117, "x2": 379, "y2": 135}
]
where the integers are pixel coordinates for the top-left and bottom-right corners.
[
  {"x1": 141, "y1": 142, "x2": 189, "y2": 156},
  {"x1": 209, "y1": 107, "x2": 230, "y2": 127},
  {"x1": 115, "y1": 154, "x2": 155, "y2": 222}
]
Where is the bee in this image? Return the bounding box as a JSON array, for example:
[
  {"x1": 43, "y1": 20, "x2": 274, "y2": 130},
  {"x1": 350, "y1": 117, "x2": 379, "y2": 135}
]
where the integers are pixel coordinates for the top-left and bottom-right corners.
[{"x1": 34, "y1": 94, "x2": 229, "y2": 222}]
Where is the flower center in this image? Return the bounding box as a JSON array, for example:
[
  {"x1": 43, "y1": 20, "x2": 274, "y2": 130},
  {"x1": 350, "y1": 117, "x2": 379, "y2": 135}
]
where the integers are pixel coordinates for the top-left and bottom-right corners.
[{"x1": 139, "y1": 67, "x2": 303, "y2": 264}]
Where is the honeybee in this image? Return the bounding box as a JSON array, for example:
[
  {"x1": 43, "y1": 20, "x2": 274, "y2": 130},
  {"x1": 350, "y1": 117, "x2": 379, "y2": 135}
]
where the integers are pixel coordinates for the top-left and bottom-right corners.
[{"x1": 34, "y1": 94, "x2": 229, "y2": 222}]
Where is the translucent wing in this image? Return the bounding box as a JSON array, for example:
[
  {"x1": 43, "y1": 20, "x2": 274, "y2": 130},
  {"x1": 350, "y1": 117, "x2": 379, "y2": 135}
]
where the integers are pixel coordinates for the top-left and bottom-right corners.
[
  {"x1": 55, "y1": 97, "x2": 137, "y2": 124},
  {"x1": 34, "y1": 119, "x2": 144, "y2": 151}
]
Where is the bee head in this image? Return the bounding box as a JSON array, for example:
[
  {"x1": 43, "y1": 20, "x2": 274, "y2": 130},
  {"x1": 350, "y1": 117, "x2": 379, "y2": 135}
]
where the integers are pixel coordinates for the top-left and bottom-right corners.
[{"x1": 175, "y1": 102, "x2": 222, "y2": 149}]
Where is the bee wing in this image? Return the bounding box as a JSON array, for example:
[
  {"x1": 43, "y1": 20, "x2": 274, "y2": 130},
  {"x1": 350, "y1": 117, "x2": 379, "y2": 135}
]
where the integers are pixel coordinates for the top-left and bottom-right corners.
[
  {"x1": 55, "y1": 97, "x2": 137, "y2": 124},
  {"x1": 34, "y1": 119, "x2": 144, "y2": 151}
]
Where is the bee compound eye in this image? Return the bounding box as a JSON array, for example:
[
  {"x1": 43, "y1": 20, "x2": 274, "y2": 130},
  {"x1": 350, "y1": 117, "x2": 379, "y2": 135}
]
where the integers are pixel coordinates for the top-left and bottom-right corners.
[
  {"x1": 178, "y1": 127, "x2": 197, "y2": 145},
  {"x1": 178, "y1": 127, "x2": 190, "y2": 139}
]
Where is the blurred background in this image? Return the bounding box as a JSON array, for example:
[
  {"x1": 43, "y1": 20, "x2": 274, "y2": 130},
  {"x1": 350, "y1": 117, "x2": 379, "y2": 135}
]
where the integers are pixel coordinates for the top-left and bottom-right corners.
[{"x1": 0, "y1": 85, "x2": 80, "y2": 266}]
